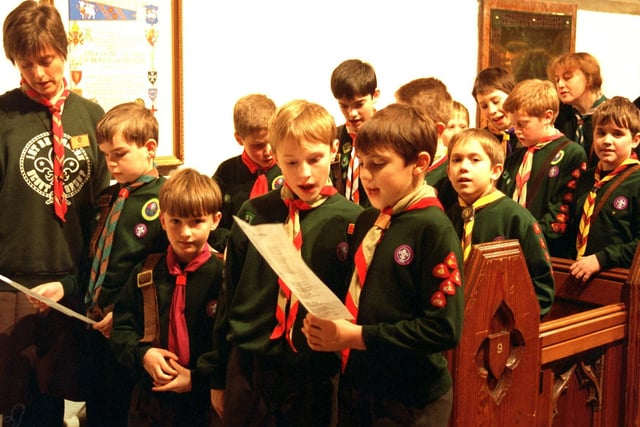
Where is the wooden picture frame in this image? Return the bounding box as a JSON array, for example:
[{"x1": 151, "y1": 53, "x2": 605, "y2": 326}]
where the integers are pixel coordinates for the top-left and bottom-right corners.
[
  {"x1": 478, "y1": 0, "x2": 577, "y2": 82},
  {"x1": 61, "y1": 0, "x2": 183, "y2": 166}
]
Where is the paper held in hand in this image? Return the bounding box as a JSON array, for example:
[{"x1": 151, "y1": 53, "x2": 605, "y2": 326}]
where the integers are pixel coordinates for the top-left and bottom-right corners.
[
  {"x1": 0, "y1": 273, "x2": 96, "y2": 325},
  {"x1": 233, "y1": 216, "x2": 353, "y2": 321}
]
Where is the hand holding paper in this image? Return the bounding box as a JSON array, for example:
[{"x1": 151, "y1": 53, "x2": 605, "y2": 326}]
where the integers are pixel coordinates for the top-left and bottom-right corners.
[{"x1": 233, "y1": 216, "x2": 353, "y2": 321}]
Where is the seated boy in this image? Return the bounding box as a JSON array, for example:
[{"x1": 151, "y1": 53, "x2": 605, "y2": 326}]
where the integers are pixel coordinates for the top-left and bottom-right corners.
[
  {"x1": 110, "y1": 168, "x2": 224, "y2": 426},
  {"x1": 395, "y1": 77, "x2": 456, "y2": 210},
  {"x1": 211, "y1": 93, "x2": 282, "y2": 250},
  {"x1": 210, "y1": 100, "x2": 363, "y2": 426},
  {"x1": 472, "y1": 66, "x2": 519, "y2": 156},
  {"x1": 330, "y1": 58, "x2": 379, "y2": 208},
  {"x1": 499, "y1": 78, "x2": 587, "y2": 258},
  {"x1": 303, "y1": 103, "x2": 464, "y2": 427},
  {"x1": 569, "y1": 96, "x2": 640, "y2": 281},
  {"x1": 446, "y1": 128, "x2": 555, "y2": 315}
]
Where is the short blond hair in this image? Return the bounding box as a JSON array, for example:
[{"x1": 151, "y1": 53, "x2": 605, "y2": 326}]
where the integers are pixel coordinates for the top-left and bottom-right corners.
[
  {"x1": 448, "y1": 128, "x2": 504, "y2": 166},
  {"x1": 268, "y1": 100, "x2": 335, "y2": 152},
  {"x1": 503, "y1": 79, "x2": 559, "y2": 120}
]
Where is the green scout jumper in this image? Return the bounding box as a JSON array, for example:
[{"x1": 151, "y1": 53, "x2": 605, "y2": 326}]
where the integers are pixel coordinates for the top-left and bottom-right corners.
[
  {"x1": 447, "y1": 196, "x2": 555, "y2": 315},
  {"x1": 330, "y1": 125, "x2": 371, "y2": 208},
  {"x1": 341, "y1": 206, "x2": 464, "y2": 408},
  {"x1": 499, "y1": 136, "x2": 587, "y2": 258},
  {"x1": 568, "y1": 166, "x2": 640, "y2": 269},
  {"x1": 0, "y1": 89, "x2": 110, "y2": 293},
  {"x1": 111, "y1": 253, "x2": 224, "y2": 424},
  {"x1": 89, "y1": 176, "x2": 169, "y2": 312},
  {"x1": 212, "y1": 190, "x2": 362, "y2": 419},
  {"x1": 211, "y1": 154, "x2": 283, "y2": 247}
]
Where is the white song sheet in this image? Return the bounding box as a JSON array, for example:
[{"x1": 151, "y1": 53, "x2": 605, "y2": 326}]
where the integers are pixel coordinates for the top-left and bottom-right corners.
[
  {"x1": 0, "y1": 274, "x2": 95, "y2": 325},
  {"x1": 233, "y1": 216, "x2": 353, "y2": 321}
]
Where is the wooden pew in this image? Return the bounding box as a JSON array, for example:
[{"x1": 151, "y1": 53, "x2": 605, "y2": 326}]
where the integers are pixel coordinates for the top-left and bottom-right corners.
[{"x1": 448, "y1": 240, "x2": 640, "y2": 427}]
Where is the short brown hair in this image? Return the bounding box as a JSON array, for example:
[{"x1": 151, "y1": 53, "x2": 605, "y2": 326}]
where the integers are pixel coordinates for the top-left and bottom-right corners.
[
  {"x1": 330, "y1": 59, "x2": 378, "y2": 100},
  {"x1": 448, "y1": 128, "x2": 504, "y2": 166},
  {"x1": 593, "y1": 96, "x2": 640, "y2": 136},
  {"x1": 233, "y1": 94, "x2": 276, "y2": 137},
  {"x1": 472, "y1": 67, "x2": 515, "y2": 100},
  {"x1": 503, "y1": 79, "x2": 559, "y2": 119},
  {"x1": 160, "y1": 168, "x2": 222, "y2": 217},
  {"x1": 3, "y1": 1, "x2": 68, "y2": 64},
  {"x1": 268, "y1": 99, "x2": 335, "y2": 153},
  {"x1": 96, "y1": 102, "x2": 159, "y2": 148},
  {"x1": 395, "y1": 77, "x2": 453, "y2": 124},
  {"x1": 356, "y1": 103, "x2": 438, "y2": 165},
  {"x1": 547, "y1": 52, "x2": 603, "y2": 93}
]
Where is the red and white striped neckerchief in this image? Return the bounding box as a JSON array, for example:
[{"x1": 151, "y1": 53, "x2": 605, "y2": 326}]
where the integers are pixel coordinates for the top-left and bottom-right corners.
[
  {"x1": 576, "y1": 158, "x2": 640, "y2": 258},
  {"x1": 270, "y1": 183, "x2": 337, "y2": 351},
  {"x1": 512, "y1": 133, "x2": 562, "y2": 207},
  {"x1": 22, "y1": 78, "x2": 71, "y2": 222},
  {"x1": 241, "y1": 150, "x2": 276, "y2": 199},
  {"x1": 342, "y1": 183, "x2": 441, "y2": 371},
  {"x1": 345, "y1": 133, "x2": 360, "y2": 204}
]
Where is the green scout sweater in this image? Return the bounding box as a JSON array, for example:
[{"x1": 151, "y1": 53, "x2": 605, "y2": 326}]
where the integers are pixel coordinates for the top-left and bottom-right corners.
[
  {"x1": 447, "y1": 196, "x2": 555, "y2": 315},
  {"x1": 211, "y1": 189, "x2": 362, "y2": 389},
  {"x1": 111, "y1": 253, "x2": 224, "y2": 400},
  {"x1": 89, "y1": 177, "x2": 169, "y2": 310},
  {"x1": 0, "y1": 89, "x2": 109, "y2": 291},
  {"x1": 569, "y1": 166, "x2": 640, "y2": 269},
  {"x1": 499, "y1": 135, "x2": 587, "y2": 257},
  {"x1": 341, "y1": 206, "x2": 464, "y2": 408}
]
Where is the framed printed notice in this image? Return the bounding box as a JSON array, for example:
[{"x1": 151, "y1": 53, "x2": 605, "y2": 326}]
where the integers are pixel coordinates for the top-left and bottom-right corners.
[{"x1": 64, "y1": 0, "x2": 183, "y2": 166}]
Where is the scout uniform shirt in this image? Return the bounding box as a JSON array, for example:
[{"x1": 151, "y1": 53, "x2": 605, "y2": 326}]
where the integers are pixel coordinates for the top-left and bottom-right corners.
[{"x1": 499, "y1": 135, "x2": 587, "y2": 258}]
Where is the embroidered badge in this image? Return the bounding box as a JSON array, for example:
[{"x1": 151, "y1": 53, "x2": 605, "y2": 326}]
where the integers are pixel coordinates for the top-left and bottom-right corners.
[
  {"x1": 550, "y1": 150, "x2": 565, "y2": 165},
  {"x1": 343, "y1": 142, "x2": 352, "y2": 154},
  {"x1": 613, "y1": 196, "x2": 629, "y2": 211},
  {"x1": 224, "y1": 193, "x2": 232, "y2": 203},
  {"x1": 394, "y1": 245, "x2": 413, "y2": 266},
  {"x1": 337, "y1": 241, "x2": 349, "y2": 261},
  {"x1": 548, "y1": 166, "x2": 559, "y2": 178},
  {"x1": 243, "y1": 211, "x2": 256, "y2": 224},
  {"x1": 572, "y1": 168, "x2": 582, "y2": 179},
  {"x1": 271, "y1": 175, "x2": 285, "y2": 190},
  {"x1": 431, "y1": 252, "x2": 461, "y2": 308},
  {"x1": 134, "y1": 223, "x2": 148, "y2": 238},
  {"x1": 347, "y1": 223, "x2": 355, "y2": 235},
  {"x1": 141, "y1": 198, "x2": 160, "y2": 221},
  {"x1": 533, "y1": 222, "x2": 542, "y2": 235},
  {"x1": 341, "y1": 155, "x2": 349, "y2": 168},
  {"x1": 206, "y1": 300, "x2": 218, "y2": 317},
  {"x1": 431, "y1": 291, "x2": 446, "y2": 308},
  {"x1": 70, "y1": 134, "x2": 90, "y2": 149}
]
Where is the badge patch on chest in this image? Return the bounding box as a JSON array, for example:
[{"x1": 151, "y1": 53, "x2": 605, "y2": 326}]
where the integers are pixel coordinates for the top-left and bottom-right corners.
[
  {"x1": 394, "y1": 245, "x2": 413, "y2": 266},
  {"x1": 134, "y1": 223, "x2": 148, "y2": 238},
  {"x1": 336, "y1": 241, "x2": 349, "y2": 261},
  {"x1": 613, "y1": 196, "x2": 629, "y2": 211},
  {"x1": 141, "y1": 198, "x2": 160, "y2": 221},
  {"x1": 206, "y1": 300, "x2": 218, "y2": 317},
  {"x1": 271, "y1": 175, "x2": 285, "y2": 190}
]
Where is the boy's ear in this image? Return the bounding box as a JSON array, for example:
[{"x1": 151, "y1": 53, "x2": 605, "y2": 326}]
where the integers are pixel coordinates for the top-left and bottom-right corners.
[
  {"x1": 372, "y1": 88, "x2": 381, "y2": 103},
  {"x1": 159, "y1": 211, "x2": 167, "y2": 230},
  {"x1": 436, "y1": 122, "x2": 446, "y2": 137},
  {"x1": 144, "y1": 138, "x2": 158, "y2": 158},
  {"x1": 234, "y1": 133, "x2": 244, "y2": 147},
  {"x1": 331, "y1": 138, "x2": 339, "y2": 159},
  {"x1": 543, "y1": 109, "x2": 555, "y2": 125},
  {"x1": 632, "y1": 132, "x2": 640, "y2": 149},
  {"x1": 210, "y1": 211, "x2": 222, "y2": 230},
  {"x1": 491, "y1": 162, "x2": 504, "y2": 181},
  {"x1": 414, "y1": 151, "x2": 432, "y2": 174}
]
